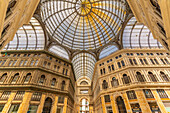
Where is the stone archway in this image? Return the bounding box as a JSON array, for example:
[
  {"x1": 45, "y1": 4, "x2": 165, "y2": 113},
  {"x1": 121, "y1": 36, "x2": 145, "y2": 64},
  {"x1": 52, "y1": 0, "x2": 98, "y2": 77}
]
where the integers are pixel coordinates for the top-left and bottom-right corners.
[
  {"x1": 116, "y1": 96, "x2": 127, "y2": 113},
  {"x1": 42, "y1": 97, "x2": 53, "y2": 113}
]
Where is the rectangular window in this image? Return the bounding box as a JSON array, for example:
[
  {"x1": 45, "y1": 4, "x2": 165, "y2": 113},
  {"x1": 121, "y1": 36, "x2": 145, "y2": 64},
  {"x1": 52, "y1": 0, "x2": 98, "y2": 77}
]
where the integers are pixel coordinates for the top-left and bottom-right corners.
[
  {"x1": 1, "y1": 60, "x2": 6, "y2": 66},
  {"x1": 57, "y1": 107, "x2": 63, "y2": 113},
  {"x1": 0, "y1": 104, "x2": 4, "y2": 112},
  {"x1": 12, "y1": 60, "x2": 17, "y2": 66},
  {"x1": 14, "y1": 91, "x2": 25, "y2": 100},
  {"x1": 30, "y1": 60, "x2": 34, "y2": 66},
  {"x1": 27, "y1": 105, "x2": 38, "y2": 113},
  {"x1": 9, "y1": 60, "x2": 13, "y2": 66},
  {"x1": 0, "y1": 91, "x2": 11, "y2": 100},
  {"x1": 24, "y1": 61, "x2": 27, "y2": 66},
  {"x1": 143, "y1": 89, "x2": 154, "y2": 98},
  {"x1": 58, "y1": 96, "x2": 64, "y2": 103},
  {"x1": 80, "y1": 90, "x2": 88, "y2": 94},
  {"x1": 157, "y1": 89, "x2": 168, "y2": 98},
  {"x1": 31, "y1": 92, "x2": 42, "y2": 101},
  {"x1": 127, "y1": 91, "x2": 137, "y2": 100},
  {"x1": 8, "y1": 104, "x2": 20, "y2": 113},
  {"x1": 104, "y1": 95, "x2": 111, "y2": 102},
  {"x1": 34, "y1": 60, "x2": 38, "y2": 66},
  {"x1": 20, "y1": 60, "x2": 24, "y2": 66}
]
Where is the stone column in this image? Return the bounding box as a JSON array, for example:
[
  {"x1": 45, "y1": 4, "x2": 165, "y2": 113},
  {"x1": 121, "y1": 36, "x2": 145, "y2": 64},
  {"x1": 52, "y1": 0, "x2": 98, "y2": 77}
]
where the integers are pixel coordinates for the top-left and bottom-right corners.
[
  {"x1": 135, "y1": 90, "x2": 152, "y2": 113},
  {"x1": 151, "y1": 89, "x2": 168, "y2": 113},
  {"x1": 63, "y1": 97, "x2": 68, "y2": 113},
  {"x1": 101, "y1": 96, "x2": 106, "y2": 113},
  {"x1": 122, "y1": 93, "x2": 132, "y2": 113},
  {"x1": 51, "y1": 95, "x2": 58, "y2": 113},
  {"x1": 17, "y1": 92, "x2": 33, "y2": 113},
  {"x1": 2, "y1": 92, "x2": 16, "y2": 113},
  {"x1": 89, "y1": 105, "x2": 94, "y2": 113},
  {"x1": 37, "y1": 94, "x2": 46, "y2": 113},
  {"x1": 110, "y1": 95, "x2": 118, "y2": 113}
]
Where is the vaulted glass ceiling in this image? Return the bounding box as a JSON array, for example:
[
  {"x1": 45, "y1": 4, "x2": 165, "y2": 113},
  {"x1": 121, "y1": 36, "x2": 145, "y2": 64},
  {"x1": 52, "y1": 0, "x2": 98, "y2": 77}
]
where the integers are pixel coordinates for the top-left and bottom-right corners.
[
  {"x1": 41, "y1": 0, "x2": 127, "y2": 50},
  {"x1": 72, "y1": 53, "x2": 96, "y2": 80},
  {"x1": 123, "y1": 17, "x2": 163, "y2": 49},
  {"x1": 4, "y1": 17, "x2": 45, "y2": 50}
]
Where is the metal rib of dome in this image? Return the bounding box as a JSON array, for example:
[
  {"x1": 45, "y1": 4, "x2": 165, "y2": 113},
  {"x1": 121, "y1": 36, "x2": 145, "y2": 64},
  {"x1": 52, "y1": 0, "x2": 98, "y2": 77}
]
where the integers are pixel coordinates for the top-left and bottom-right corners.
[{"x1": 41, "y1": 0, "x2": 127, "y2": 50}]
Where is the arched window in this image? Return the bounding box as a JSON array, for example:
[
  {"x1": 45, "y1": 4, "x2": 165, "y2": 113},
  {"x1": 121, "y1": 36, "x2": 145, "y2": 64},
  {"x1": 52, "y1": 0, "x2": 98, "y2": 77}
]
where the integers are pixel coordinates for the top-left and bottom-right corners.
[
  {"x1": 164, "y1": 58, "x2": 169, "y2": 64},
  {"x1": 39, "y1": 75, "x2": 45, "y2": 85},
  {"x1": 121, "y1": 60, "x2": 125, "y2": 67},
  {"x1": 111, "y1": 65, "x2": 114, "y2": 71},
  {"x1": 24, "y1": 73, "x2": 31, "y2": 83},
  {"x1": 100, "y1": 69, "x2": 103, "y2": 75},
  {"x1": 122, "y1": 74, "x2": 131, "y2": 84},
  {"x1": 129, "y1": 59, "x2": 133, "y2": 65},
  {"x1": 80, "y1": 81, "x2": 88, "y2": 85},
  {"x1": 117, "y1": 62, "x2": 121, "y2": 68},
  {"x1": 108, "y1": 66, "x2": 111, "y2": 72},
  {"x1": 0, "y1": 73, "x2": 7, "y2": 83},
  {"x1": 111, "y1": 77, "x2": 119, "y2": 87},
  {"x1": 11, "y1": 73, "x2": 19, "y2": 84},
  {"x1": 136, "y1": 72, "x2": 146, "y2": 82},
  {"x1": 150, "y1": 0, "x2": 161, "y2": 15},
  {"x1": 80, "y1": 98, "x2": 89, "y2": 113},
  {"x1": 133, "y1": 59, "x2": 137, "y2": 65},
  {"x1": 102, "y1": 80, "x2": 108, "y2": 89},
  {"x1": 116, "y1": 96, "x2": 127, "y2": 113},
  {"x1": 6, "y1": 0, "x2": 17, "y2": 19},
  {"x1": 103, "y1": 68, "x2": 106, "y2": 74},
  {"x1": 61, "y1": 81, "x2": 65, "y2": 91},
  {"x1": 160, "y1": 71, "x2": 169, "y2": 82},
  {"x1": 51, "y1": 78, "x2": 56, "y2": 86},
  {"x1": 148, "y1": 72, "x2": 158, "y2": 82},
  {"x1": 42, "y1": 97, "x2": 52, "y2": 113}
]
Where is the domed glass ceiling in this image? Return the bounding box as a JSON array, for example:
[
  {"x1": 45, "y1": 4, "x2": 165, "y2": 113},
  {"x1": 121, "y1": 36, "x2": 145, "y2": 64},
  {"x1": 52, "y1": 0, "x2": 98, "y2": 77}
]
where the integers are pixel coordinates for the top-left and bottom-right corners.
[{"x1": 41, "y1": 0, "x2": 127, "y2": 50}]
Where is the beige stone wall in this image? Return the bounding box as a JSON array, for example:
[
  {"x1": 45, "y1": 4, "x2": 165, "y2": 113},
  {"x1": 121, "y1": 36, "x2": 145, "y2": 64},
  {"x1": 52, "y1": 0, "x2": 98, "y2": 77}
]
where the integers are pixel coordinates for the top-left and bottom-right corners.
[{"x1": 92, "y1": 49, "x2": 170, "y2": 113}]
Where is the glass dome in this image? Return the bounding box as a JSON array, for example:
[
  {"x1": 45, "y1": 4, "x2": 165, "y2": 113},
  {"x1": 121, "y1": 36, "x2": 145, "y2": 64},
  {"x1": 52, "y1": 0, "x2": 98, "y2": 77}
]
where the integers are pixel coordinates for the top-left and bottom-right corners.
[{"x1": 41, "y1": 0, "x2": 127, "y2": 50}]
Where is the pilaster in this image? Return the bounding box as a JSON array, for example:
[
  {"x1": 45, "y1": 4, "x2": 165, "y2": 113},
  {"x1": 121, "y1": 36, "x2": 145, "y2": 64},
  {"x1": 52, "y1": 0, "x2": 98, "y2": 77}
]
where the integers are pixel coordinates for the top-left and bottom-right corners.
[
  {"x1": 63, "y1": 97, "x2": 68, "y2": 113},
  {"x1": 51, "y1": 95, "x2": 58, "y2": 113},
  {"x1": 2, "y1": 92, "x2": 16, "y2": 113},
  {"x1": 135, "y1": 90, "x2": 152, "y2": 113},
  {"x1": 101, "y1": 95, "x2": 106, "y2": 113},
  {"x1": 17, "y1": 92, "x2": 33, "y2": 113},
  {"x1": 151, "y1": 89, "x2": 167, "y2": 113},
  {"x1": 37, "y1": 94, "x2": 46, "y2": 113}
]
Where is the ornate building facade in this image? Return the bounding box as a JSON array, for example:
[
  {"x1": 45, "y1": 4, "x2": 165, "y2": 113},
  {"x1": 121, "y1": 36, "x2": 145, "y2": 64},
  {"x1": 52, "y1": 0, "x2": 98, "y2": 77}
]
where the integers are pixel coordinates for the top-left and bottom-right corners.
[{"x1": 0, "y1": 0, "x2": 170, "y2": 113}]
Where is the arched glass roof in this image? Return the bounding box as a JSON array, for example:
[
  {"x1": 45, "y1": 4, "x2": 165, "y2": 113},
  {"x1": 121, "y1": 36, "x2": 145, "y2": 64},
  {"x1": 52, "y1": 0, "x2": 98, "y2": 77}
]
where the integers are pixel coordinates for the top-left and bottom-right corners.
[
  {"x1": 4, "y1": 17, "x2": 45, "y2": 50},
  {"x1": 72, "y1": 53, "x2": 96, "y2": 80},
  {"x1": 122, "y1": 17, "x2": 163, "y2": 49},
  {"x1": 48, "y1": 45, "x2": 69, "y2": 60},
  {"x1": 99, "y1": 45, "x2": 118, "y2": 59},
  {"x1": 41, "y1": 0, "x2": 127, "y2": 50}
]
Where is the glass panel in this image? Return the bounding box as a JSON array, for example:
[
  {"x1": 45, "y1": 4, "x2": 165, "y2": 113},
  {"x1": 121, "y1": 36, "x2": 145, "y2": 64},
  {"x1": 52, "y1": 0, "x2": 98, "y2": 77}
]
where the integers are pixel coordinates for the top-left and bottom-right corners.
[
  {"x1": 41, "y1": 0, "x2": 127, "y2": 50},
  {"x1": 27, "y1": 105, "x2": 38, "y2": 113},
  {"x1": 8, "y1": 104, "x2": 20, "y2": 113},
  {"x1": 123, "y1": 17, "x2": 163, "y2": 49},
  {"x1": 4, "y1": 17, "x2": 45, "y2": 50}
]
